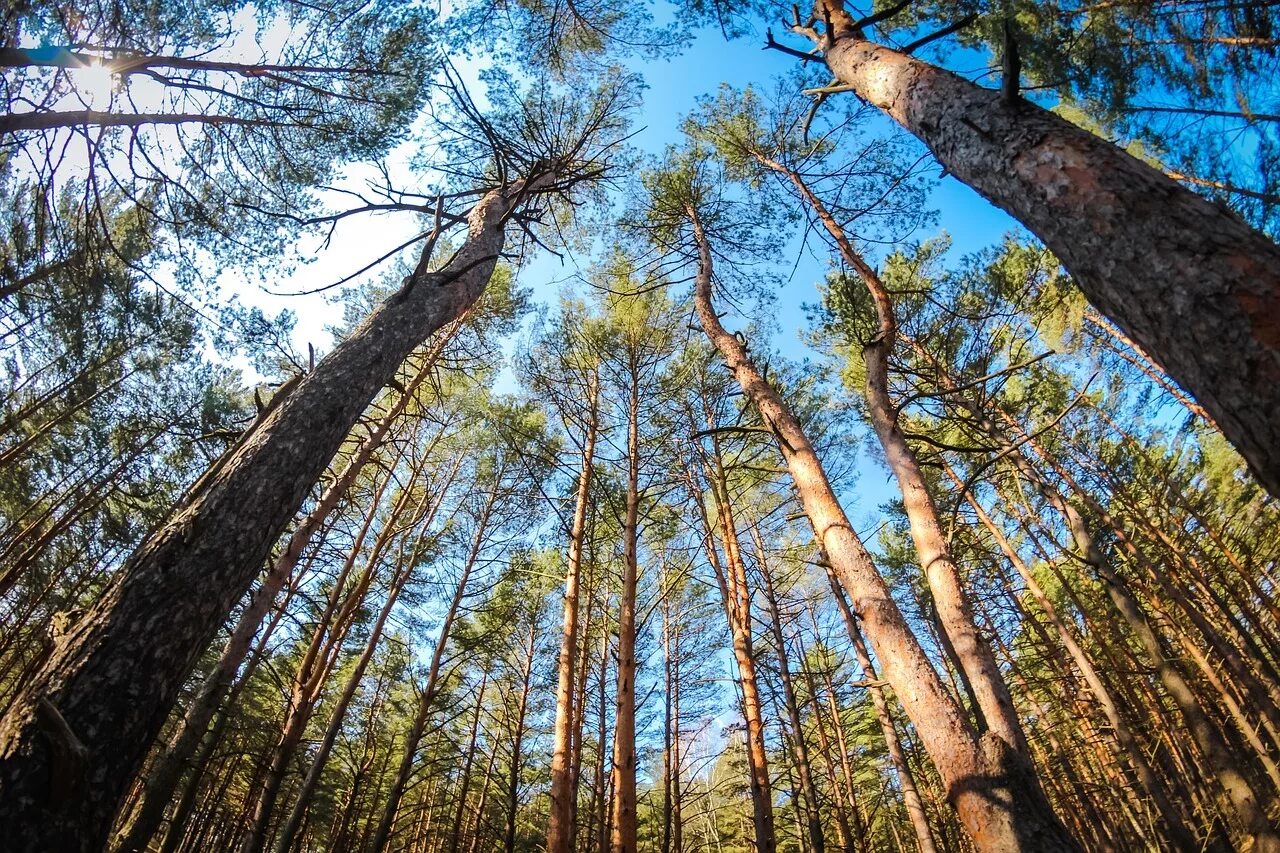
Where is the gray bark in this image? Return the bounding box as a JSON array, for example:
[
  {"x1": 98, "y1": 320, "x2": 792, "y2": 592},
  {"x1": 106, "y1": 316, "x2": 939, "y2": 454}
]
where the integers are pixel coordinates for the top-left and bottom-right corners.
[{"x1": 0, "y1": 184, "x2": 528, "y2": 853}]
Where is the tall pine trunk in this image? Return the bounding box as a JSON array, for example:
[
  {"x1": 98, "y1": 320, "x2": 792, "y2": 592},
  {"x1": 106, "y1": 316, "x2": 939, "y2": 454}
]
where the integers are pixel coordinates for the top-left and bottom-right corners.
[
  {"x1": 686, "y1": 449, "x2": 777, "y2": 853},
  {"x1": 0, "y1": 181, "x2": 537, "y2": 853},
  {"x1": 547, "y1": 372, "x2": 600, "y2": 853},
  {"x1": 111, "y1": 339, "x2": 451, "y2": 853},
  {"x1": 757, "y1": 150, "x2": 1027, "y2": 756},
  {"x1": 687, "y1": 205, "x2": 1078, "y2": 852},
  {"x1": 813, "y1": 0, "x2": 1280, "y2": 496},
  {"x1": 609, "y1": 366, "x2": 640, "y2": 853}
]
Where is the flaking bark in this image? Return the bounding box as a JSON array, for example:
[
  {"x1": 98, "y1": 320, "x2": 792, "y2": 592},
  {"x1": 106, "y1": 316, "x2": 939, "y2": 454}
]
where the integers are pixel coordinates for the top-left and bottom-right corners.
[
  {"x1": 0, "y1": 182, "x2": 533, "y2": 853},
  {"x1": 813, "y1": 0, "x2": 1280, "y2": 498}
]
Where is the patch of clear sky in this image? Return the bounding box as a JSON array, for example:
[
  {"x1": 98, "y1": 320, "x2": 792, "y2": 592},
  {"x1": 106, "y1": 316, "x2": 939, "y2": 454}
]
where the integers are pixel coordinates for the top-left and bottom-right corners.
[{"x1": 229, "y1": 8, "x2": 1021, "y2": 523}]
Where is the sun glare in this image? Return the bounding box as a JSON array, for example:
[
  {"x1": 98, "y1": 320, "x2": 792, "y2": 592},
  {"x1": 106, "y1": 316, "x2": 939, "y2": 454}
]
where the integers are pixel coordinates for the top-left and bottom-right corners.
[{"x1": 69, "y1": 62, "x2": 114, "y2": 109}]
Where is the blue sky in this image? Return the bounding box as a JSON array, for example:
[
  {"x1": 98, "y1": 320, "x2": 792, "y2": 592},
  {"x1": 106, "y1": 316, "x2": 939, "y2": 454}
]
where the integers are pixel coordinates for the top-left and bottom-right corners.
[{"x1": 223, "y1": 9, "x2": 1024, "y2": 526}]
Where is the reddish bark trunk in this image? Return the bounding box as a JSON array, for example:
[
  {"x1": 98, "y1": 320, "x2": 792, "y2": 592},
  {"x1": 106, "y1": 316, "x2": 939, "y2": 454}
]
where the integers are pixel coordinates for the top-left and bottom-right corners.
[
  {"x1": 813, "y1": 0, "x2": 1280, "y2": 497},
  {"x1": 687, "y1": 205, "x2": 1077, "y2": 852},
  {"x1": 547, "y1": 373, "x2": 600, "y2": 853}
]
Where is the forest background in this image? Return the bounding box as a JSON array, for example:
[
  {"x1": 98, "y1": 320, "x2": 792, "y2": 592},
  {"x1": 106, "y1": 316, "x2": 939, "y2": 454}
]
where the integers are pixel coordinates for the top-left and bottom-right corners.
[{"x1": 2, "y1": 1, "x2": 1280, "y2": 852}]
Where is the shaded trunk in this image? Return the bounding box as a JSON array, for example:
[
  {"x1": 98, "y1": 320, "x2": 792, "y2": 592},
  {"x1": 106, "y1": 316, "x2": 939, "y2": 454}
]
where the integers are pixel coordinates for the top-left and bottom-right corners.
[
  {"x1": 112, "y1": 340, "x2": 453, "y2": 853},
  {"x1": 0, "y1": 182, "x2": 533, "y2": 853},
  {"x1": 942, "y1": 460, "x2": 1196, "y2": 849}
]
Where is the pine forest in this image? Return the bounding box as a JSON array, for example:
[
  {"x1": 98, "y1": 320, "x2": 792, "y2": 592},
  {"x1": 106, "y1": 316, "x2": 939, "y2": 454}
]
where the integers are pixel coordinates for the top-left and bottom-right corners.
[{"x1": 3, "y1": 1, "x2": 1280, "y2": 851}]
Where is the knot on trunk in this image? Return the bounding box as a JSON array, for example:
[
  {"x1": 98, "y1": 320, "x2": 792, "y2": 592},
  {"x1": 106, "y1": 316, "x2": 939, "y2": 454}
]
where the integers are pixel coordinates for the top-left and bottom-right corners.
[{"x1": 35, "y1": 697, "x2": 89, "y2": 804}]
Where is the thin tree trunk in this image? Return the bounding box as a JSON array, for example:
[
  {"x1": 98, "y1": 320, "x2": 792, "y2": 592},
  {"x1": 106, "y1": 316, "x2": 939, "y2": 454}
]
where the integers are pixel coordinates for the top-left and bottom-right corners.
[
  {"x1": 505, "y1": 622, "x2": 537, "y2": 853},
  {"x1": 609, "y1": 367, "x2": 640, "y2": 853},
  {"x1": 796, "y1": 637, "x2": 859, "y2": 853},
  {"x1": 687, "y1": 204, "x2": 1076, "y2": 851},
  {"x1": 269, "y1": 475, "x2": 454, "y2": 853},
  {"x1": 757, "y1": 150, "x2": 1026, "y2": 756},
  {"x1": 817, "y1": 568, "x2": 937, "y2": 853},
  {"x1": 686, "y1": 457, "x2": 777, "y2": 853},
  {"x1": 752, "y1": 523, "x2": 824, "y2": 853},
  {"x1": 240, "y1": 473, "x2": 427, "y2": 853},
  {"x1": 367, "y1": 469, "x2": 504, "y2": 852},
  {"x1": 547, "y1": 372, "x2": 600, "y2": 853},
  {"x1": 447, "y1": 672, "x2": 489, "y2": 853},
  {"x1": 940, "y1": 460, "x2": 1197, "y2": 848}
]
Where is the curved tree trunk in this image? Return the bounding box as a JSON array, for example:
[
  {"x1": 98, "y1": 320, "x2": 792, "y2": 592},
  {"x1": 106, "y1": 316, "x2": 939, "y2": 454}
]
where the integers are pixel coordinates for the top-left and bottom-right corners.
[
  {"x1": 0, "y1": 182, "x2": 534, "y2": 853},
  {"x1": 687, "y1": 204, "x2": 1078, "y2": 852},
  {"x1": 811, "y1": 0, "x2": 1280, "y2": 497}
]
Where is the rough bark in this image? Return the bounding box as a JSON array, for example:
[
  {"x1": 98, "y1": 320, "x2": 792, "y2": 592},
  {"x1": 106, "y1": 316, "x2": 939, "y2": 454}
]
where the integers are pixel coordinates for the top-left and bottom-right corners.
[
  {"x1": 0, "y1": 182, "x2": 530, "y2": 853},
  {"x1": 813, "y1": 0, "x2": 1280, "y2": 497},
  {"x1": 111, "y1": 338, "x2": 453, "y2": 853},
  {"x1": 687, "y1": 206, "x2": 1078, "y2": 852}
]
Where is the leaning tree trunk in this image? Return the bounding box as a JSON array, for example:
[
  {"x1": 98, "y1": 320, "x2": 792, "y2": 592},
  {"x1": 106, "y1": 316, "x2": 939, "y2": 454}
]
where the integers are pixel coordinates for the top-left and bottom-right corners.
[
  {"x1": 940, "y1": 460, "x2": 1198, "y2": 850},
  {"x1": 546, "y1": 372, "x2": 600, "y2": 853},
  {"x1": 686, "y1": 205, "x2": 1079, "y2": 852},
  {"x1": 810, "y1": 0, "x2": 1280, "y2": 497},
  {"x1": 111, "y1": 335, "x2": 455, "y2": 853},
  {"x1": 0, "y1": 181, "x2": 534, "y2": 853},
  {"x1": 269, "y1": 465, "x2": 457, "y2": 853},
  {"x1": 759, "y1": 150, "x2": 1028, "y2": 758}
]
